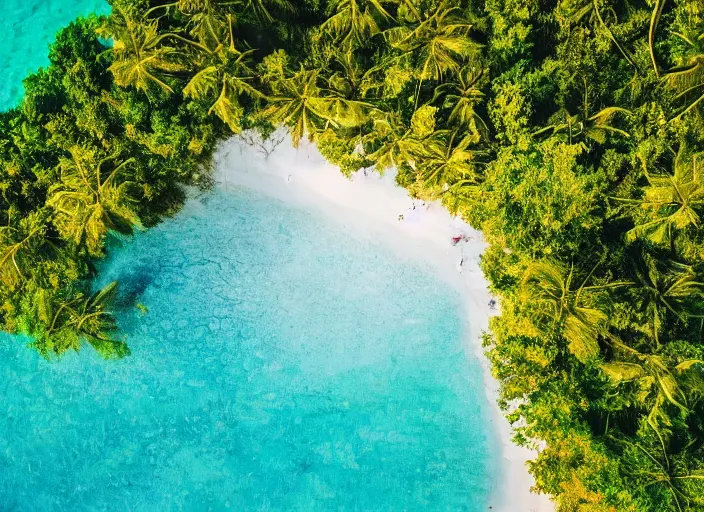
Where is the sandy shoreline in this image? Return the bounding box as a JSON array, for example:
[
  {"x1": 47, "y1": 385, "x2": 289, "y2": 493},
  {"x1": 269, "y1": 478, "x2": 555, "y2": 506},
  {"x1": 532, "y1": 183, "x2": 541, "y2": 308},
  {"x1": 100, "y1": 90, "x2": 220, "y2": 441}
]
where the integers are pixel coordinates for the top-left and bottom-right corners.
[{"x1": 213, "y1": 131, "x2": 553, "y2": 512}]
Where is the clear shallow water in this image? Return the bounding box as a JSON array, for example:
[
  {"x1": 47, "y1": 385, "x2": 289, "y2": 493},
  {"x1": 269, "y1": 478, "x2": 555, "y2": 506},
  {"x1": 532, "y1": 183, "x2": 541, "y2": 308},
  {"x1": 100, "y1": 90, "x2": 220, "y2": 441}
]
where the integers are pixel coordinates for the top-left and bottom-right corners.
[
  {"x1": 0, "y1": 0, "x2": 110, "y2": 111},
  {"x1": 0, "y1": 188, "x2": 499, "y2": 511}
]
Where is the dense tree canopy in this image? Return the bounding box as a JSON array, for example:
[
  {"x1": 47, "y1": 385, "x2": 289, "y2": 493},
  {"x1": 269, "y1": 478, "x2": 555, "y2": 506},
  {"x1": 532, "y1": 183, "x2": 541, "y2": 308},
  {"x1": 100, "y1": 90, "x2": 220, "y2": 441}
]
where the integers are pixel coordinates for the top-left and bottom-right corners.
[{"x1": 2, "y1": 0, "x2": 704, "y2": 509}]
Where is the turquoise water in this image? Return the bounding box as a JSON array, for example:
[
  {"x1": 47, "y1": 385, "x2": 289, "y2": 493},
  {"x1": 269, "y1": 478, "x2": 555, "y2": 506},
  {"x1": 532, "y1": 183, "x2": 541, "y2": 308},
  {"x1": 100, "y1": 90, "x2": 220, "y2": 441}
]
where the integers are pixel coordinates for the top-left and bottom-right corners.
[
  {"x1": 0, "y1": 0, "x2": 110, "y2": 111},
  {"x1": 0, "y1": 188, "x2": 499, "y2": 510}
]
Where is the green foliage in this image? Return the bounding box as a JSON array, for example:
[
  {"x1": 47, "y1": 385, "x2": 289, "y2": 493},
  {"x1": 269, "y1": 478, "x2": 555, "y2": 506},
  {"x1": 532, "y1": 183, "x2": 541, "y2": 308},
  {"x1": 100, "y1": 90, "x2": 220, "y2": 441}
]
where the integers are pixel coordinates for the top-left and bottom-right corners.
[
  {"x1": 4, "y1": 0, "x2": 704, "y2": 509},
  {"x1": 0, "y1": 14, "x2": 220, "y2": 357},
  {"x1": 48, "y1": 147, "x2": 141, "y2": 256},
  {"x1": 622, "y1": 148, "x2": 704, "y2": 245}
]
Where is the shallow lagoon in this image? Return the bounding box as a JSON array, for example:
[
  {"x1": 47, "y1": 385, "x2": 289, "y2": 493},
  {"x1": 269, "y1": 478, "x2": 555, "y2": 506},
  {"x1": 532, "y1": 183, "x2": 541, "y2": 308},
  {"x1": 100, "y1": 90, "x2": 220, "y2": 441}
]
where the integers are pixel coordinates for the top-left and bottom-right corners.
[{"x1": 0, "y1": 187, "x2": 499, "y2": 511}]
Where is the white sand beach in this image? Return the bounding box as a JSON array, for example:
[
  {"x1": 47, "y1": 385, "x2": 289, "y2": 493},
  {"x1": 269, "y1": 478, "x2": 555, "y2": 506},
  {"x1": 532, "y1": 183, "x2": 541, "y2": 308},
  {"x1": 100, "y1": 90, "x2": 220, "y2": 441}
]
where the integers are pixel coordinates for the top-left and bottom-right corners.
[{"x1": 213, "y1": 130, "x2": 554, "y2": 512}]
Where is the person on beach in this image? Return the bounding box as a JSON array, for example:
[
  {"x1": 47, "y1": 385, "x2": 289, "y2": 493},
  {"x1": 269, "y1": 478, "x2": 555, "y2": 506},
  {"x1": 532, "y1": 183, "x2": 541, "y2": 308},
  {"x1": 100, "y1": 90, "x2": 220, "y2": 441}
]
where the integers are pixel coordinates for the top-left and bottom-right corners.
[
  {"x1": 488, "y1": 299, "x2": 497, "y2": 310},
  {"x1": 452, "y1": 233, "x2": 477, "y2": 245},
  {"x1": 454, "y1": 234, "x2": 469, "y2": 272}
]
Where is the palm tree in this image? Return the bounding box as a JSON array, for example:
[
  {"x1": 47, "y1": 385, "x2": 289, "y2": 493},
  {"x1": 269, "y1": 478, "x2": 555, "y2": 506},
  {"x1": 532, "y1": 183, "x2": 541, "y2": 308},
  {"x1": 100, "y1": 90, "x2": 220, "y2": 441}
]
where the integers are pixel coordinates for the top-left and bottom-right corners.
[
  {"x1": 322, "y1": 0, "x2": 395, "y2": 47},
  {"x1": 47, "y1": 147, "x2": 141, "y2": 256},
  {"x1": 393, "y1": 0, "x2": 421, "y2": 22},
  {"x1": 263, "y1": 68, "x2": 371, "y2": 146},
  {"x1": 666, "y1": 27, "x2": 704, "y2": 120},
  {"x1": 442, "y1": 178, "x2": 481, "y2": 215},
  {"x1": 363, "y1": 112, "x2": 425, "y2": 172},
  {"x1": 415, "y1": 129, "x2": 485, "y2": 190},
  {"x1": 521, "y1": 259, "x2": 630, "y2": 362},
  {"x1": 261, "y1": 69, "x2": 328, "y2": 146},
  {"x1": 148, "y1": 0, "x2": 295, "y2": 27},
  {"x1": 101, "y1": 8, "x2": 211, "y2": 93},
  {"x1": 631, "y1": 254, "x2": 704, "y2": 347},
  {"x1": 431, "y1": 65, "x2": 488, "y2": 138},
  {"x1": 169, "y1": 0, "x2": 232, "y2": 49},
  {"x1": 101, "y1": 16, "x2": 184, "y2": 93},
  {"x1": 533, "y1": 106, "x2": 630, "y2": 143},
  {"x1": 0, "y1": 212, "x2": 46, "y2": 287},
  {"x1": 238, "y1": 0, "x2": 295, "y2": 23},
  {"x1": 565, "y1": 0, "x2": 640, "y2": 72},
  {"x1": 184, "y1": 46, "x2": 265, "y2": 132},
  {"x1": 385, "y1": 3, "x2": 479, "y2": 82},
  {"x1": 616, "y1": 437, "x2": 704, "y2": 512},
  {"x1": 38, "y1": 282, "x2": 130, "y2": 358},
  {"x1": 622, "y1": 148, "x2": 704, "y2": 245},
  {"x1": 603, "y1": 341, "x2": 704, "y2": 438},
  {"x1": 327, "y1": 50, "x2": 375, "y2": 101}
]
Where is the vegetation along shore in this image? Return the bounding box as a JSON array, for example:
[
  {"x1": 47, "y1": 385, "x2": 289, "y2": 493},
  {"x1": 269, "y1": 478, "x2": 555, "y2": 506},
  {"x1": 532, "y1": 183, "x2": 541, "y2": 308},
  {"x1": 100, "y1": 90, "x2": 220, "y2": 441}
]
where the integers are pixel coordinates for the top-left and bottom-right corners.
[{"x1": 1, "y1": 0, "x2": 704, "y2": 510}]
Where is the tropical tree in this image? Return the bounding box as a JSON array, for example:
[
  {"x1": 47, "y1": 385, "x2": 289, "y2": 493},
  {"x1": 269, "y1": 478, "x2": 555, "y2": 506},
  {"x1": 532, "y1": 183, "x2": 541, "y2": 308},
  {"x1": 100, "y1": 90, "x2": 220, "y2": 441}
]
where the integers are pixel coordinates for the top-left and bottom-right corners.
[
  {"x1": 263, "y1": 68, "x2": 372, "y2": 146},
  {"x1": 363, "y1": 104, "x2": 442, "y2": 172},
  {"x1": 562, "y1": 0, "x2": 640, "y2": 71},
  {"x1": 327, "y1": 50, "x2": 375, "y2": 101},
  {"x1": 623, "y1": 148, "x2": 704, "y2": 245},
  {"x1": 47, "y1": 147, "x2": 141, "y2": 256},
  {"x1": 533, "y1": 106, "x2": 631, "y2": 144},
  {"x1": 0, "y1": 212, "x2": 46, "y2": 287},
  {"x1": 363, "y1": 113, "x2": 423, "y2": 171},
  {"x1": 666, "y1": 26, "x2": 704, "y2": 119},
  {"x1": 101, "y1": 15, "x2": 184, "y2": 93},
  {"x1": 631, "y1": 254, "x2": 704, "y2": 347},
  {"x1": 415, "y1": 129, "x2": 485, "y2": 190},
  {"x1": 100, "y1": 8, "x2": 211, "y2": 93},
  {"x1": 148, "y1": 0, "x2": 295, "y2": 27},
  {"x1": 184, "y1": 45, "x2": 264, "y2": 132},
  {"x1": 431, "y1": 65, "x2": 488, "y2": 138},
  {"x1": 261, "y1": 69, "x2": 328, "y2": 146},
  {"x1": 36, "y1": 281, "x2": 129, "y2": 358},
  {"x1": 385, "y1": 3, "x2": 480, "y2": 82},
  {"x1": 618, "y1": 437, "x2": 704, "y2": 512},
  {"x1": 603, "y1": 341, "x2": 704, "y2": 437},
  {"x1": 160, "y1": 0, "x2": 233, "y2": 49},
  {"x1": 237, "y1": 0, "x2": 295, "y2": 24},
  {"x1": 393, "y1": 0, "x2": 421, "y2": 22},
  {"x1": 521, "y1": 260, "x2": 628, "y2": 362},
  {"x1": 322, "y1": 0, "x2": 395, "y2": 47}
]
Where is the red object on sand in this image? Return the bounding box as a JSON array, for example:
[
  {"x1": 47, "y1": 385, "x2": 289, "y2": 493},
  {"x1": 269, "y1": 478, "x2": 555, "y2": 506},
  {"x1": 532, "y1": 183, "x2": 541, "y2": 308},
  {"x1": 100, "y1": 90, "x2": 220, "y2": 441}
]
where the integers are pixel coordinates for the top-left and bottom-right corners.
[{"x1": 451, "y1": 236, "x2": 463, "y2": 246}]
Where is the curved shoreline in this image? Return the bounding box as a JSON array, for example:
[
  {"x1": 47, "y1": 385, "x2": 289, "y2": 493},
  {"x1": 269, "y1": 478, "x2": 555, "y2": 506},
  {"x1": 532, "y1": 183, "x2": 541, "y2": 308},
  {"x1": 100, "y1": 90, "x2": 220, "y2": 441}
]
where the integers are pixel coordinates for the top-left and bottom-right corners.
[{"x1": 213, "y1": 131, "x2": 554, "y2": 512}]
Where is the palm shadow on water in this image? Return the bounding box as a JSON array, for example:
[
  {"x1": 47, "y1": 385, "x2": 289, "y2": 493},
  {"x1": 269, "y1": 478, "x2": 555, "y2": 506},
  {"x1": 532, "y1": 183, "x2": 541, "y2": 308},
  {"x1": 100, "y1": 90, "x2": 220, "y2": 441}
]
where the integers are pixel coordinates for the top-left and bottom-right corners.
[
  {"x1": 87, "y1": 235, "x2": 162, "y2": 359},
  {"x1": 110, "y1": 265, "x2": 157, "y2": 311}
]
